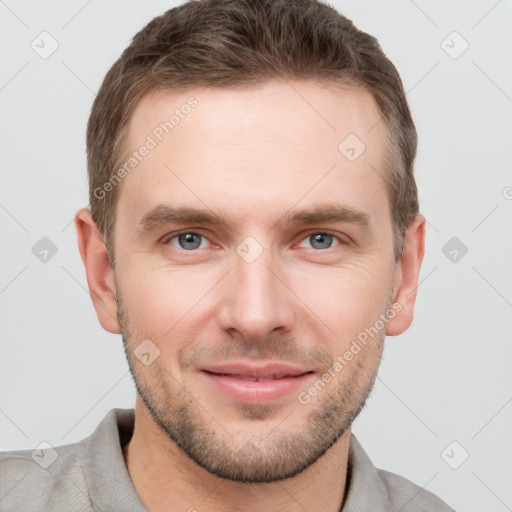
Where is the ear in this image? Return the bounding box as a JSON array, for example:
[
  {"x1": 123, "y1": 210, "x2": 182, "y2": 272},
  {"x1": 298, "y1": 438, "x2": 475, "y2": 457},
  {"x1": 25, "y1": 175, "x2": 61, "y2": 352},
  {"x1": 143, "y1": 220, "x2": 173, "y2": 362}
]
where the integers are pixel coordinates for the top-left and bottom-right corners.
[
  {"x1": 386, "y1": 214, "x2": 426, "y2": 336},
  {"x1": 75, "y1": 208, "x2": 121, "y2": 334}
]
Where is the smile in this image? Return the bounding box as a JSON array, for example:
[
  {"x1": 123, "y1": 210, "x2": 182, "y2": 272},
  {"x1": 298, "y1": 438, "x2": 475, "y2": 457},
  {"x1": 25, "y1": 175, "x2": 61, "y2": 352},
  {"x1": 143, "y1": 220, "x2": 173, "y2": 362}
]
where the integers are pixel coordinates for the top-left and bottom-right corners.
[{"x1": 200, "y1": 363, "x2": 315, "y2": 404}]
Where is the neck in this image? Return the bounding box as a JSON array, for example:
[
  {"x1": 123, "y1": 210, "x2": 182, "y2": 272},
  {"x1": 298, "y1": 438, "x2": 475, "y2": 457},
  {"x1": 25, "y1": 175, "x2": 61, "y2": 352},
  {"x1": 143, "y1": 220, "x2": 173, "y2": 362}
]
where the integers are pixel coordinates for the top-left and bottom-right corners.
[{"x1": 123, "y1": 397, "x2": 351, "y2": 512}]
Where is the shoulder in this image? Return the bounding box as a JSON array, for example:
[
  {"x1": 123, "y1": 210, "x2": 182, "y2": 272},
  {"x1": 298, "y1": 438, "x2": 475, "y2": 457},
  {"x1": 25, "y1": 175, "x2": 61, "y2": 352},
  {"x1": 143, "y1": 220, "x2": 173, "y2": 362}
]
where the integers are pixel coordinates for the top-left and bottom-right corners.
[
  {"x1": 377, "y1": 467, "x2": 456, "y2": 512},
  {"x1": 346, "y1": 434, "x2": 456, "y2": 512},
  {"x1": 0, "y1": 408, "x2": 137, "y2": 512},
  {"x1": 0, "y1": 440, "x2": 95, "y2": 512}
]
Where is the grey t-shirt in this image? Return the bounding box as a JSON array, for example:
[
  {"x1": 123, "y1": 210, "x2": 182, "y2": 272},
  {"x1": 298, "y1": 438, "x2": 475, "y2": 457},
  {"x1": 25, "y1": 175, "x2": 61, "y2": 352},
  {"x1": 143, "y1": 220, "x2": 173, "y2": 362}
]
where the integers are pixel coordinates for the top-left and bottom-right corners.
[{"x1": 0, "y1": 408, "x2": 455, "y2": 511}]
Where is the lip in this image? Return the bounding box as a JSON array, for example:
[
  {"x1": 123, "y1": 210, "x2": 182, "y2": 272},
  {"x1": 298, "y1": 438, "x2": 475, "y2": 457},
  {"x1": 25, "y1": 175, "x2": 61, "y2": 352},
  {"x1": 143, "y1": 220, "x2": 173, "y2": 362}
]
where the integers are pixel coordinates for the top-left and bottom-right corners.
[{"x1": 200, "y1": 362, "x2": 314, "y2": 405}]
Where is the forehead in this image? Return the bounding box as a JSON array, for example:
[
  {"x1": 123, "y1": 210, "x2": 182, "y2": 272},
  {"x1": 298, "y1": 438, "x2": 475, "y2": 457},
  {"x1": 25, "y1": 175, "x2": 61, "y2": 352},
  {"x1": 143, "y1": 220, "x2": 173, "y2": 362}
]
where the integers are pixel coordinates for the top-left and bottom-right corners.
[
  {"x1": 127, "y1": 80, "x2": 384, "y2": 153},
  {"x1": 118, "y1": 80, "x2": 389, "y2": 232}
]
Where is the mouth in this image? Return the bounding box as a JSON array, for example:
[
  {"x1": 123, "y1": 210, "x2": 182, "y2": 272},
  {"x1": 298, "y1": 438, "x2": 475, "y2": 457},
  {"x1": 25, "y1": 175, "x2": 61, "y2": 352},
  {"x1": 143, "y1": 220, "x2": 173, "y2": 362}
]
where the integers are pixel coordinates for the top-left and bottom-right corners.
[
  {"x1": 199, "y1": 363, "x2": 315, "y2": 404},
  {"x1": 203, "y1": 371, "x2": 308, "y2": 382}
]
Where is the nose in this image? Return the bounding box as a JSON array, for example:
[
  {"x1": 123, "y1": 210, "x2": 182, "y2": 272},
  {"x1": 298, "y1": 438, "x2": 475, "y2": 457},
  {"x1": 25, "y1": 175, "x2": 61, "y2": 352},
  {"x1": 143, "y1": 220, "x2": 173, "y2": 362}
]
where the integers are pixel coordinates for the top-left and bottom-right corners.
[{"x1": 217, "y1": 242, "x2": 297, "y2": 343}]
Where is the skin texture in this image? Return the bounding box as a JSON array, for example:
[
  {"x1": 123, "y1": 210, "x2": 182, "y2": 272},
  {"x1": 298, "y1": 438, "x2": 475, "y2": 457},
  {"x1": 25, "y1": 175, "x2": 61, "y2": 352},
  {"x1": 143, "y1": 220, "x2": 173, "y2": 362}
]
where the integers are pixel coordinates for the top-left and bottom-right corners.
[{"x1": 75, "y1": 80, "x2": 425, "y2": 512}]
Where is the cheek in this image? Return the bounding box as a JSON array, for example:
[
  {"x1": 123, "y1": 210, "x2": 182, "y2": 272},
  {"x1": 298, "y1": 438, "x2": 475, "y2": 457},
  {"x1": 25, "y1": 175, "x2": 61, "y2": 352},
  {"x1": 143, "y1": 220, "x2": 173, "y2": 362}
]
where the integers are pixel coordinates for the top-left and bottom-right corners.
[
  {"x1": 118, "y1": 264, "x2": 215, "y2": 339},
  {"x1": 288, "y1": 259, "x2": 392, "y2": 341},
  {"x1": 118, "y1": 249, "x2": 394, "y2": 349},
  {"x1": 117, "y1": 269, "x2": 208, "y2": 384}
]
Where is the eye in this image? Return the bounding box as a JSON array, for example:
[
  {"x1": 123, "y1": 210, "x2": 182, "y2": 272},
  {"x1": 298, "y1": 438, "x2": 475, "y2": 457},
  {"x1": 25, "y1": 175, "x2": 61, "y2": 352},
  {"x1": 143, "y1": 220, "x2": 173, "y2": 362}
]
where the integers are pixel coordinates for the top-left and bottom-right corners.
[
  {"x1": 166, "y1": 232, "x2": 210, "y2": 251},
  {"x1": 162, "y1": 230, "x2": 346, "y2": 253},
  {"x1": 297, "y1": 232, "x2": 343, "y2": 250}
]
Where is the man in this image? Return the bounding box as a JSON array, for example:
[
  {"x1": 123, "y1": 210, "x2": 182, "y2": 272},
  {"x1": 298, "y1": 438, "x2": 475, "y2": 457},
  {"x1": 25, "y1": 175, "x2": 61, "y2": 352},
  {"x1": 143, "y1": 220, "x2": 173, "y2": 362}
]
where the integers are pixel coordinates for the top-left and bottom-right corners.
[{"x1": 0, "y1": 0, "x2": 456, "y2": 510}]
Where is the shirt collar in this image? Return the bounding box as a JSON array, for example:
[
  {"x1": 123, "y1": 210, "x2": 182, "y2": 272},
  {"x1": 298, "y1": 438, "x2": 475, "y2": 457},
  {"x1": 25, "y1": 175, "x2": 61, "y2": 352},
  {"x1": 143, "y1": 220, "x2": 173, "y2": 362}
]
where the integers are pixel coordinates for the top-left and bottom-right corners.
[
  {"x1": 80, "y1": 408, "x2": 392, "y2": 512},
  {"x1": 80, "y1": 408, "x2": 145, "y2": 511},
  {"x1": 341, "y1": 434, "x2": 394, "y2": 511}
]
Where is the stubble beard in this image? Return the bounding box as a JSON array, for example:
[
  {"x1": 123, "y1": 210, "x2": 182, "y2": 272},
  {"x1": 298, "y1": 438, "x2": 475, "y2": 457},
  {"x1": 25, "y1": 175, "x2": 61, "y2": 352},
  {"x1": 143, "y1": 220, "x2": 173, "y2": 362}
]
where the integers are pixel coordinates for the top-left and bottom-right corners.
[{"x1": 117, "y1": 294, "x2": 386, "y2": 483}]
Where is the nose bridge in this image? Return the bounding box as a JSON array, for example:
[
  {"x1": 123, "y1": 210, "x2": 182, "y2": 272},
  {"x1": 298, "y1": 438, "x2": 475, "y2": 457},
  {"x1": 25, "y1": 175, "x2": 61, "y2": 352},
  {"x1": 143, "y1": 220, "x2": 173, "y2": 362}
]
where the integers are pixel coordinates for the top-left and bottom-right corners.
[{"x1": 217, "y1": 237, "x2": 295, "y2": 340}]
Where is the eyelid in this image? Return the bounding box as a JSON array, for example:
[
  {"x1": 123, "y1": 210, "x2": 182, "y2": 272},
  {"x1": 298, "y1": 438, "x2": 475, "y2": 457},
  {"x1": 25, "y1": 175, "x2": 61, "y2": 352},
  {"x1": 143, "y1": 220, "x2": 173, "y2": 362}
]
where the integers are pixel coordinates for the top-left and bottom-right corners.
[
  {"x1": 295, "y1": 229, "x2": 349, "y2": 248},
  {"x1": 161, "y1": 228, "x2": 349, "y2": 250},
  {"x1": 161, "y1": 229, "x2": 216, "y2": 247}
]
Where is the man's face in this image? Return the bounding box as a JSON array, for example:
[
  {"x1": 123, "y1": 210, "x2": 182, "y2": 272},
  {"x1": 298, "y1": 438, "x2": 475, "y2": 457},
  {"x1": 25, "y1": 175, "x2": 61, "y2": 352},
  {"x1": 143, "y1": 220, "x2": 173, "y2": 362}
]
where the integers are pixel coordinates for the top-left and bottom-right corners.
[{"x1": 113, "y1": 80, "x2": 398, "y2": 482}]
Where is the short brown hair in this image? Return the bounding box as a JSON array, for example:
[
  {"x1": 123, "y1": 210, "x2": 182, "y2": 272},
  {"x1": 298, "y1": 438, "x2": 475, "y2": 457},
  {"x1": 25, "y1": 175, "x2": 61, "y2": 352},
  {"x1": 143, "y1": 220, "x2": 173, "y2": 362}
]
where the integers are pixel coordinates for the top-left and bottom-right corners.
[{"x1": 87, "y1": 0, "x2": 418, "y2": 266}]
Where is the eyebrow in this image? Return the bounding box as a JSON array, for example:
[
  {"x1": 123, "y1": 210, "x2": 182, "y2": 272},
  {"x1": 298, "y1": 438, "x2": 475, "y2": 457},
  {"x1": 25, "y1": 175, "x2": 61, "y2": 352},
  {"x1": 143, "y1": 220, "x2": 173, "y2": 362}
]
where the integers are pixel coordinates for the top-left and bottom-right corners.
[
  {"x1": 139, "y1": 204, "x2": 228, "y2": 231},
  {"x1": 138, "y1": 203, "x2": 371, "y2": 232}
]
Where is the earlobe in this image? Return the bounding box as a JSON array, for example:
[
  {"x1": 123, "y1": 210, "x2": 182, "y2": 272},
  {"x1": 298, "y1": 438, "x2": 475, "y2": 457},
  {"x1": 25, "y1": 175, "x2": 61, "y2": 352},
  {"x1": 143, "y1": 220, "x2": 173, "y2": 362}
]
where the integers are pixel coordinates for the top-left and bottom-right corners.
[
  {"x1": 75, "y1": 208, "x2": 121, "y2": 334},
  {"x1": 386, "y1": 214, "x2": 426, "y2": 336}
]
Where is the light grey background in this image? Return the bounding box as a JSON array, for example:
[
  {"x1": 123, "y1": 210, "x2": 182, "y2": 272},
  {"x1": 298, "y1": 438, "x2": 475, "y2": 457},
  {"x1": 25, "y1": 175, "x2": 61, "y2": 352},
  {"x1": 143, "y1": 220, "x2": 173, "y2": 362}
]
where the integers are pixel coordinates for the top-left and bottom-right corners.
[{"x1": 1, "y1": 1, "x2": 511, "y2": 511}]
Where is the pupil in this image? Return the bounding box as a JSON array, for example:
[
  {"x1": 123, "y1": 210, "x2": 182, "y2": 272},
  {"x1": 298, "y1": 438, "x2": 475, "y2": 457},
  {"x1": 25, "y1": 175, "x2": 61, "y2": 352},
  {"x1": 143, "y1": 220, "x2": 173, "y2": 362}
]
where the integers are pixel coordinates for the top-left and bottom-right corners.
[
  {"x1": 312, "y1": 233, "x2": 332, "y2": 249},
  {"x1": 177, "y1": 233, "x2": 332, "y2": 250},
  {"x1": 180, "y1": 233, "x2": 201, "y2": 250}
]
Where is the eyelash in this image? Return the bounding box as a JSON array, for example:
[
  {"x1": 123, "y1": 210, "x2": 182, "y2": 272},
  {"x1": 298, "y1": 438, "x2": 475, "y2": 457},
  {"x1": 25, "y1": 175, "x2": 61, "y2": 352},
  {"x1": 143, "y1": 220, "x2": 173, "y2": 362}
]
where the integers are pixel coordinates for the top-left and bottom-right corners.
[{"x1": 161, "y1": 230, "x2": 347, "y2": 252}]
